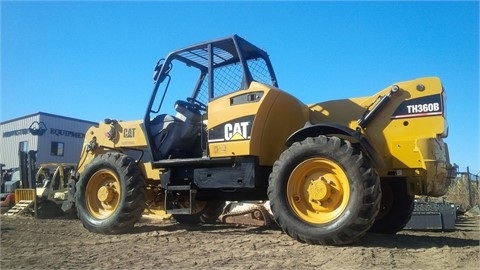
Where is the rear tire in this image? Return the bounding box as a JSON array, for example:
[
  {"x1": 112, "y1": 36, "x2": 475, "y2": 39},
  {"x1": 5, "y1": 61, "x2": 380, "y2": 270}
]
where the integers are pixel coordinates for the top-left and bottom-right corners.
[
  {"x1": 173, "y1": 200, "x2": 225, "y2": 224},
  {"x1": 76, "y1": 152, "x2": 146, "y2": 234},
  {"x1": 368, "y1": 179, "x2": 414, "y2": 234},
  {"x1": 268, "y1": 135, "x2": 381, "y2": 245}
]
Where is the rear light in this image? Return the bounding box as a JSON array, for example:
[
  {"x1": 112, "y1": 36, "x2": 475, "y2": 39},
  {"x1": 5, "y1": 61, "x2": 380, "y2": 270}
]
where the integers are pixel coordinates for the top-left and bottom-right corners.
[
  {"x1": 440, "y1": 88, "x2": 448, "y2": 138},
  {"x1": 442, "y1": 88, "x2": 447, "y2": 118}
]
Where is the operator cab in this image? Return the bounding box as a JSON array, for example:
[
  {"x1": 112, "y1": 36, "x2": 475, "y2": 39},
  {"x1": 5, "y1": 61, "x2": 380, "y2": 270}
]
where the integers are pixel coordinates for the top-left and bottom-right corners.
[{"x1": 145, "y1": 35, "x2": 278, "y2": 161}]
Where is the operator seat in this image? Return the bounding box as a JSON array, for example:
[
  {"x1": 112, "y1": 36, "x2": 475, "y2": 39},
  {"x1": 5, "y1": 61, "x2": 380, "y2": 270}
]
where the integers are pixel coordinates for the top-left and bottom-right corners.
[{"x1": 150, "y1": 100, "x2": 204, "y2": 160}]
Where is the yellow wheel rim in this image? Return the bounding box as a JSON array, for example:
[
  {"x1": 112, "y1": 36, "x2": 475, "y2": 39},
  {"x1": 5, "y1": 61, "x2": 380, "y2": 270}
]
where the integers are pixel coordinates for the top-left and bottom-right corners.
[
  {"x1": 287, "y1": 158, "x2": 350, "y2": 224},
  {"x1": 86, "y1": 169, "x2": 121, "y2": 219}
]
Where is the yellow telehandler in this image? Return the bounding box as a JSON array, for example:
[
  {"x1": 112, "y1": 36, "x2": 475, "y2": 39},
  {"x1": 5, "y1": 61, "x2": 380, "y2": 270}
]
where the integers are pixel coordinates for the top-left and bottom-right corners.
[{"x1": 70, "y1": 35, "x2": 455, "y2": 245}]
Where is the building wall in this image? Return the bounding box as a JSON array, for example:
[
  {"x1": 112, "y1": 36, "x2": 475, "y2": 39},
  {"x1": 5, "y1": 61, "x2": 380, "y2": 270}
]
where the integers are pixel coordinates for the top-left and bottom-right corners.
[
  {"x1": 0, "y1": 112, "x2": 97, "y2": 169},
  {"x1": 0, "y1": 114, "x2": 41, "y2": 168}
]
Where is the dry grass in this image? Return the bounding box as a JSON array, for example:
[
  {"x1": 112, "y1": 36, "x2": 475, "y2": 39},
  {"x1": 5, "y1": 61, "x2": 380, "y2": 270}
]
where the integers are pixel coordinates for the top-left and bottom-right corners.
[{"x1": 444, "y1": 175, "x2": 480, "y2": 211}]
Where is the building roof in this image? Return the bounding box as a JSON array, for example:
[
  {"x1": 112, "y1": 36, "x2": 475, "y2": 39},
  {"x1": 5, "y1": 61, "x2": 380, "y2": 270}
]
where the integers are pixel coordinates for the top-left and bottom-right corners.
[{"x1": 0, "y1": 112, "x2": 97, "y2": 125}]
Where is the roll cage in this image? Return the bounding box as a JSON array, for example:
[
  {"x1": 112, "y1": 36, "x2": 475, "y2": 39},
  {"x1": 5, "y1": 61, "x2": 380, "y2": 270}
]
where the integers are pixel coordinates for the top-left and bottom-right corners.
[{"x1": 144, "y1": 34, "x2": 278, "y2": 123}]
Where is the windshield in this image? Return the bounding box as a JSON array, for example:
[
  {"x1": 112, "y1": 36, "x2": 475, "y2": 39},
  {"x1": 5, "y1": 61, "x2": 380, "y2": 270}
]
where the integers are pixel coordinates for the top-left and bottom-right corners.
[{"x1": 149, "y1": 60, "x2": 201, "y2": 117}]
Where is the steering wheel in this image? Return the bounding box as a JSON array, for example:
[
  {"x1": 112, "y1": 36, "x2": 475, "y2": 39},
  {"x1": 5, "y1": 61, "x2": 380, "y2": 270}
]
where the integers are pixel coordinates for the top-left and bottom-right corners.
[{"x1": 187, "y1": 97, "x2": 207, "y2": 111}]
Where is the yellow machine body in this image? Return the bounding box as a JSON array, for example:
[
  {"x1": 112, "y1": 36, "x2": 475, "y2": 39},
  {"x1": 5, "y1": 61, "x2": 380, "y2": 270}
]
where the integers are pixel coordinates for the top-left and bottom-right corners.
[
  {"x1": 79, "y1": 77, "x2": 450, "y2": 197},
  {"x1": 309, "y1": 77, "x2": 451, "y2": 196},
  {"x1": 73, "y1": 35, "x2": 454, "y2": 245}
]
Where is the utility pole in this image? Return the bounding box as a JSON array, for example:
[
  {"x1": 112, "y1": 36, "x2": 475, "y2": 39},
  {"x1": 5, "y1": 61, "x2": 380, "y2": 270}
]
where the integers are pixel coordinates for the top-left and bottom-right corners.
[{"x1": 467, "y1": 166, "x2": 473, "y2": 208}]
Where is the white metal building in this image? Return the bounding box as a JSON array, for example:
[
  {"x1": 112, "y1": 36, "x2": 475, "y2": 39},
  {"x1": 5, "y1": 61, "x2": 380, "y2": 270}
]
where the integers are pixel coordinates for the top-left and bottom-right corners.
[{"x1": 0, "y1": 112, "x2": 97, "y2": 169}]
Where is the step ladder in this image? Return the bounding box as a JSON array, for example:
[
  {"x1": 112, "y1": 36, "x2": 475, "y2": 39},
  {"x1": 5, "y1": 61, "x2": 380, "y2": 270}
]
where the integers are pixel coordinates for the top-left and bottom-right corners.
[
  {"x1": 4, "y1": 200, "x2": 34, "y2": 216},
  {"x1": 165, "y1": 185, "x2": 196, "y2": 214}
]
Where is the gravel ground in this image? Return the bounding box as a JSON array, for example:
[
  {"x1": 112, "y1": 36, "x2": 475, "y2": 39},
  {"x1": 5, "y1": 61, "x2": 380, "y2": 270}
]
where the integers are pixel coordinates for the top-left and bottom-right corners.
[{"x1": 1, "y1": 214, "x2": 479, "y2": 270}]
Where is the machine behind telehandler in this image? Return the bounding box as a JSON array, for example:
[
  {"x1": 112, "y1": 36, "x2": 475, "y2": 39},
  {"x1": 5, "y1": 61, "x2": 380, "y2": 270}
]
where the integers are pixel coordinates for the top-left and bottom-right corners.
[{"x1": 71, "y1": 35, "x2": 454, "y2": 245}]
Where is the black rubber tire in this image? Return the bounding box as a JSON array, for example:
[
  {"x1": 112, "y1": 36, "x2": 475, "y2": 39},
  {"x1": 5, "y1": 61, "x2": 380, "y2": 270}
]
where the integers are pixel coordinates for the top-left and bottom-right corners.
[
  {"x1": 36, "y1": 199, "x2": 64, "y2": 219},
  {"x1": 173, "y1": 200, "x2": 225, "y2": 224},
  {"x1": 76, "y1": 152, "x2": 146, "y2": 234},
  {"x1": 267, "y1": 135, "x2": 381, "y2": 245},
  {"x1": 368, "y1": 179, "x2": 414, "y2": 234}
]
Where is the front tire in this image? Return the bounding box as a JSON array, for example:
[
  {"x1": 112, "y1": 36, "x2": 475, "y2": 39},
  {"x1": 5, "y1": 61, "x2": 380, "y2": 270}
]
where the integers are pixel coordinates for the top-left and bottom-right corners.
[
  {"x1": 76, "y1": 152, "x2": 146, "y2": 234},
  {"x1": 36, "y1": 199, "x2": 63, "y2": 219},
  {"x1": 268, "y1": 135, "x2": 381, "y2": 245}
]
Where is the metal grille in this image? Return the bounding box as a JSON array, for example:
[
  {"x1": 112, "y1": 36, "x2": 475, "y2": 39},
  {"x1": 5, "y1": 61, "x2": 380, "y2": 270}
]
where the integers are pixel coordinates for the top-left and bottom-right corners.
[
  {"x1": 14, "y1": 189, "x2": 36, "y2": 204},
  {"x1": 248, "y1": 58, "x2": 272, "y2": 85},
  {"x1": 177, "y1": 47, "x2": 235, "y2": 69},
  {"x1": 196, "y1": 58, "x2": 272, "y2": 105}
]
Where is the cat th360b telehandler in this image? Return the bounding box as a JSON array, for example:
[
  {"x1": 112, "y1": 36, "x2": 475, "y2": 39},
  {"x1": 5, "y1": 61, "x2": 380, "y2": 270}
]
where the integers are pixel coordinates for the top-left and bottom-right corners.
[{"x1": 71, "y1": 35, "x2": 455, "y2": 245}]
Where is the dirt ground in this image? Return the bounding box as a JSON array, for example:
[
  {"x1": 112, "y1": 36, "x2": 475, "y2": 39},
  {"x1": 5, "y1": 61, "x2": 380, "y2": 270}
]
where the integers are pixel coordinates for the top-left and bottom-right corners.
[{"x1": 0, "y1": 214, "x2": 479, "y2": 270}]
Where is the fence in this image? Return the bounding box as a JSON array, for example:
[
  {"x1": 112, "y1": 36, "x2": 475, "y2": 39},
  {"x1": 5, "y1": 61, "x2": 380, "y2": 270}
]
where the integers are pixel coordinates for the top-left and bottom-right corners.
[{"x1": 444, "y1": 167, "x2": 480, "y2": 211}]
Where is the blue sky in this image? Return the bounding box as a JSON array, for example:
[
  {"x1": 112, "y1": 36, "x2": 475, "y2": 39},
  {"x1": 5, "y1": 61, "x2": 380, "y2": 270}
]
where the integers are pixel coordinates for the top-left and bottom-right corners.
[{"x1": 1, "y1": 1, "x2": 479, "y2": 174}]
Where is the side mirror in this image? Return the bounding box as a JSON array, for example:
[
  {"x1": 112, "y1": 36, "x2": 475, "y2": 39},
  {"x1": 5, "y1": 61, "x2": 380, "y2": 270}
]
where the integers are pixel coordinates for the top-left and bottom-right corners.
[{"x1": 153, "y1": 60, "x2": 163, "y2": 82}]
